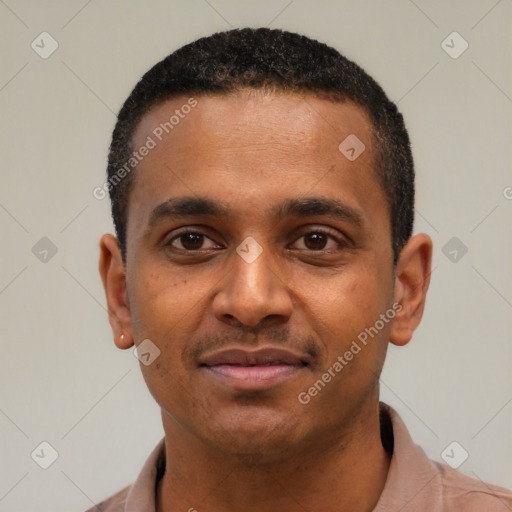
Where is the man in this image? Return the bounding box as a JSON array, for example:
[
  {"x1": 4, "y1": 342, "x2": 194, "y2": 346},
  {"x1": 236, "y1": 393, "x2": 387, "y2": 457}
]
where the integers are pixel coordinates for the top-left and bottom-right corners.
[{"x1": 94, "y1": 28, "x2": 512, "y2": 511}]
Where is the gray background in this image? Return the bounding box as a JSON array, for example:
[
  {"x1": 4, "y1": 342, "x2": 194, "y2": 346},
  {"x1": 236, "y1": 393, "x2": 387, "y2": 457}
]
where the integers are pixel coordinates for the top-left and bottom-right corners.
[{"x1": 1, "y1": 0, "x2": 511, "y2": 510}]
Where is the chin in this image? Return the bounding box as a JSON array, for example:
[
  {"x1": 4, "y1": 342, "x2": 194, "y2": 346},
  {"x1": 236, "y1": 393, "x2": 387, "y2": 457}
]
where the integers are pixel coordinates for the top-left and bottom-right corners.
[{"x1": 201, "y1": 406, "x2": 307, "y2": 464}]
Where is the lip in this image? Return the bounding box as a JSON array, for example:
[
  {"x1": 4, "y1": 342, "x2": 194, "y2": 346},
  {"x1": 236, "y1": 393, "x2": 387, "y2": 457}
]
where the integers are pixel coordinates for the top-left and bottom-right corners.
[{"x1": 199, "y1": 346, "x2": 310, "y2": 391}]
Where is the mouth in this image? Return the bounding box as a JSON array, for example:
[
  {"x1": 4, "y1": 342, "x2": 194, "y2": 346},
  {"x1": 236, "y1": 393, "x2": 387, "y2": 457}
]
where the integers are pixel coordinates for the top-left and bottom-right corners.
[{"x1": 199, "y1": 347, "x2": 310, "y2": 391}]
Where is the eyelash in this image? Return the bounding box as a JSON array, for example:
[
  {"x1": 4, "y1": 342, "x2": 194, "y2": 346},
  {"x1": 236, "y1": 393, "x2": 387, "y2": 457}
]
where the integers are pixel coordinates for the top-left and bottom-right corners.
[{"x1": 164, "y1": 227, "x2": 347, "y2": 253}]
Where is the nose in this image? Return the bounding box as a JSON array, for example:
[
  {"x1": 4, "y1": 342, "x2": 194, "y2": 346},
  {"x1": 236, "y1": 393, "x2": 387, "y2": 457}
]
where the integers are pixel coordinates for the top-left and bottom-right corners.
[{"x1": 212, "y1": 245, "x2": 293, "y2": 328}]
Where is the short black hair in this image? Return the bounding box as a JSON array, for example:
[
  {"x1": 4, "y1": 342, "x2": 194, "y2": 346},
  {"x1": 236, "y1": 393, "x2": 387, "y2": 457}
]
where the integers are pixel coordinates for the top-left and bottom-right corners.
[{"x1": 107, "y1": 27, "x2": 414, "y2": 262}]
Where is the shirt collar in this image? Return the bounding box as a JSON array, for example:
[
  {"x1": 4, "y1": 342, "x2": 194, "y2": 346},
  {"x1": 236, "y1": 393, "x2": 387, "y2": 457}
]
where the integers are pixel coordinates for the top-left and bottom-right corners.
[
  {"x1": 124, "y1": 402, "x2": 439, "y2": 511},
  {"x1": 373, "y1": 403, "x2": 440, "y2": 511},
  {"x1": 125, "y1": 437, "x2": 165, "y2": 512}
]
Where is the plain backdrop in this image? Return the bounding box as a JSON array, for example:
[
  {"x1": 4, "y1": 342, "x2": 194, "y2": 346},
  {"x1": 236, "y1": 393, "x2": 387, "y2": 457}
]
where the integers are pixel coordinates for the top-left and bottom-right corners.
[{"x1": 1, "y1": 1, "x2": 511, "y2": 510}]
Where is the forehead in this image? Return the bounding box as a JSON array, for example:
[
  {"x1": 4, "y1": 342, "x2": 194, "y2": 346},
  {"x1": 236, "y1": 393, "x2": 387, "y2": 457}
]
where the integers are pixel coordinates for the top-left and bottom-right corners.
[
  {"x1": 133, "y1": 90, "x2": 374, "y2": 160},
  {"x1": 128, "y1": 91, "x2": 386, "y2": 233}
]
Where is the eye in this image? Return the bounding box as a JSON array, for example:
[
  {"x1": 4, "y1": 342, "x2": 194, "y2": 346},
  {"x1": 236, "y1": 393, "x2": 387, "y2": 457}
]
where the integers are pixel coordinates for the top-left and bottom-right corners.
[
  {"x1": 168, "y1": 232, "x2": 219, "y2": 251},
  {"x1": 291, "y1": 231, "x2": 341, "y2": 251}
]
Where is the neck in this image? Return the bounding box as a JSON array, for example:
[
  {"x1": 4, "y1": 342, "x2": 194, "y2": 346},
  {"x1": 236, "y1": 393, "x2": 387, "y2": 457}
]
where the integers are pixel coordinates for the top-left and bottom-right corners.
[{"x1": 156, "y1": 400, "x2": 390, "y2": 512}]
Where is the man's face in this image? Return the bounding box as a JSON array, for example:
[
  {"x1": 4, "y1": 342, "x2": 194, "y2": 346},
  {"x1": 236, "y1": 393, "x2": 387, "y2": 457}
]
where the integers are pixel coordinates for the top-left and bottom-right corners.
[{"x1": 124, "y1": 91, "x2": 396, "y2": 459}]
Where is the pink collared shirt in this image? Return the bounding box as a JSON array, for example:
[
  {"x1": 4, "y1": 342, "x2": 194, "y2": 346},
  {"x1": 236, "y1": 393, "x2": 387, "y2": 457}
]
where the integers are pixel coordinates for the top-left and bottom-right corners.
[{"x1": 86, "y1": 403, "x2": 512, "y2": 511}]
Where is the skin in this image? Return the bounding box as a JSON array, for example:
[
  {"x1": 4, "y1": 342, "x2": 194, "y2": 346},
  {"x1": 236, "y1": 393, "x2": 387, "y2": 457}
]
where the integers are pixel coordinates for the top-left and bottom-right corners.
[{"x1": 99, "y1": 90, "x2": 432, "y2": 512}]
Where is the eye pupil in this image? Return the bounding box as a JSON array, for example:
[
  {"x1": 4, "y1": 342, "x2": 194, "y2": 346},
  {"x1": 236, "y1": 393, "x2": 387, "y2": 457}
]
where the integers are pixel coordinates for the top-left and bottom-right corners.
[
  {"x1": 304, "y1": 233, "x2": 327, "y2": 250},
  {"x1": 181, "y1": 233, "x2": 203, "y2": 250}
]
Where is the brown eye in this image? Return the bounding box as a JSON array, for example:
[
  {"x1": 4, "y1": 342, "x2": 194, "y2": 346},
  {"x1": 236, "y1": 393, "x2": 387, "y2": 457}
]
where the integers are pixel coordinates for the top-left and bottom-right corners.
[
  {"x1": 290, "y1": 230, "x2": 342, "y2": 251},
  {"x1": 303, "y1": 233, "x2": 328, "y2": 250},
  {"x1": 171, "y1": 233, "x2": 206, "y2": 250},
  {"x1": 166, "y1": 229, "x2": 221, "y2": 254},
  {"x1": 181, "y1": 233, "x2": 204, "y2": 250}
]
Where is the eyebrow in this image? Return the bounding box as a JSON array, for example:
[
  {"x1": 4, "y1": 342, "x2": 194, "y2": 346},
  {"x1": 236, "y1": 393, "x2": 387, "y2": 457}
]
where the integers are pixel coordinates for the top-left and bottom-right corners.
[
  {"x1": 148, "y1": 197, "x2": 230, "y2": 228},
  {"x1": 275, "y1": 197, "x2": 363, "y2": 226},
  {"x1": 147, "y1": 196, "x2": 363, "y2": 228}
]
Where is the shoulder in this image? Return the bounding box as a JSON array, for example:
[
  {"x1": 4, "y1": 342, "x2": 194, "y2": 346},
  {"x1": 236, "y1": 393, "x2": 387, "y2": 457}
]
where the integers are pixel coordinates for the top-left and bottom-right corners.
[
  {"x1": 434, "y1": 461, "x2": 512, "y2": 510},
  {"x1": 378, "y1": 403, "x2": 512, "y2": 511},
  {"x1": 83, "y1": 485, "x2": 131, "y2": 512}
]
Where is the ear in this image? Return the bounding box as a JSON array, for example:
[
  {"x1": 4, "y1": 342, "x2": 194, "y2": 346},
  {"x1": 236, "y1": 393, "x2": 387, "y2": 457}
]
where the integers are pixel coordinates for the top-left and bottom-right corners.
[
  {"x1": 390, "y1": 233, "x2": 433, "y2": 347},
  {"x1": 99, "y1": 234, "x2": 134, "y2": 349}
]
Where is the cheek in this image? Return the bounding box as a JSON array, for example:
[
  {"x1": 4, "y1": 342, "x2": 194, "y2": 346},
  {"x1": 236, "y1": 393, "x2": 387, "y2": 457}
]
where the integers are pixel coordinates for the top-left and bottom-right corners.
[
  {"x1": 128, "y1": 271, "x2": 201, "y2": 413},
  {"x1": 295, "y1": 270, "x2": 393, "y2": 419},
  {"x1": 128, "y1": 264, "x2": 217, "y2": 376},
  {"x1": 302, "y1": 266, "x2": 393, "y2": 357},
  {"x1": 128, "y1": 266, "x2": 195, "y2": 339}
]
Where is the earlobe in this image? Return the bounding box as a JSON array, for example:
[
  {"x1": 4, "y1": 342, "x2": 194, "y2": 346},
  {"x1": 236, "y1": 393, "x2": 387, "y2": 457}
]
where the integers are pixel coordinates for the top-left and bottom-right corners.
[
  {"x1": 389, "y1": 233, "x2": 433, "y2": 347},
  {"x1": 115, "y1": 333, "x2": 133, "y2": 350},
  {"x1": 99, "y1": 234, "x2": 134, "y2": 349}
]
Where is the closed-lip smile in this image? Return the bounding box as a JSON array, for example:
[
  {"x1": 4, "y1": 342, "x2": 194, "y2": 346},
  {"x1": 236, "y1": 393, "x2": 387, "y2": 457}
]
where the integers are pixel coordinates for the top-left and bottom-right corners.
[{"x1": 199, "y1": 346, "x2": 310, "y2": 391}]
